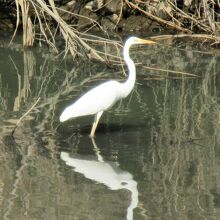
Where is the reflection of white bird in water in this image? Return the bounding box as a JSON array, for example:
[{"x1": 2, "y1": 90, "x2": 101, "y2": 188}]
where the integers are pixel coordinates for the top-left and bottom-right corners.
[
  {"x1": 60, "y1": 138, "x2": 138, "y2": 220},
  {"x1": 59, "y1": 37, "x2": 155, "y2": 137}
]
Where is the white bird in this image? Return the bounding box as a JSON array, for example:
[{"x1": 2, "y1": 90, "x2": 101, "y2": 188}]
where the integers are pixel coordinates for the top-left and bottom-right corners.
[{"x1": 59, "y1": 36, "x2": 155, "y2": 137}]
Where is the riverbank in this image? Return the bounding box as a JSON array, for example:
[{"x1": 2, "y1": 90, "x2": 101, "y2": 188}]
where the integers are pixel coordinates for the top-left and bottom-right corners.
[{"x1": 1, "y1": 0, "x2": 220, "y2": 62}]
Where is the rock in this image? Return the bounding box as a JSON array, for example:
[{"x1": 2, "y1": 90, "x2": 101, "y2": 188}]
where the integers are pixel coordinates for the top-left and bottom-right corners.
[
  {"x1": 58, "y1": 0, "x2": 76, "y2": 21},
  {"x1": 77, "y1": 7, "x2": 99, "y2": 30},
  {"x1": 85, "y1": 0, "x2": 122, "y2": 24},
  {"x1": 120, "y1": 15, "x2": 152, "y2": 33},
  {"x1": 85, "y1": 0, "x2": 122, "y2": 15},
  {"x1": 0, "y1": 12, "x2": 14, "y2": 32},
  {"x1": 147, "y1": 1, "x2": 173, "y2": 20},
  {"x1": 101, "y1": 16, "x2": 117, "y2": 31}
]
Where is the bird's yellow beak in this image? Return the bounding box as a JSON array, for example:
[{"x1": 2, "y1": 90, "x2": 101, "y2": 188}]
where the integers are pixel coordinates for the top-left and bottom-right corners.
[{"x1": 136, "y1": 38, "x2": 155, "y2": 44}]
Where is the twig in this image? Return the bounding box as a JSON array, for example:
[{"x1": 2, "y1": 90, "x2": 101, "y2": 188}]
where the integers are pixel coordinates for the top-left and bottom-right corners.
[
  {"x1": 115, "y1": 0, "x2": 124, "y2": 28},
  {"x1": 143, "y1": 66, "x2": 199, "y2": 77},
  {"x1": 150, "y1": 34, "x2": 220, "y2": 44},
  {"x1": 10, "y1": 0, "x2": 20, "y2": 45},
  {"x1": 167, "y1": 0, "x2": 213, "y2": 33},
  {"x1": 125, "y1": 0, "x2": 192, "y2": 33}
]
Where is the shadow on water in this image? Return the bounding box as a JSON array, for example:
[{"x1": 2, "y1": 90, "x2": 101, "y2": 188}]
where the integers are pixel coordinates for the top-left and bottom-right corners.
[
  {"x1": 0, "y1": 37, "x2": 220, "y2": 219},
  {"x1": 58, "y1": 121, "x2": 148, "y2": 136}
]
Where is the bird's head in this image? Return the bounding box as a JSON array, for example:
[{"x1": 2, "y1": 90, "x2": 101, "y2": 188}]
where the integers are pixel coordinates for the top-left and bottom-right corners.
[{"x1": 126, "y1": 36, "x2": 155, "y2": 46}]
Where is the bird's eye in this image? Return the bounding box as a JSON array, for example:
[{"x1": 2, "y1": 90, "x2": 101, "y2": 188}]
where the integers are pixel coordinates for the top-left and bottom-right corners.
[{"x1": 121, "y1": 181, "x2": 128, "y2": 186}]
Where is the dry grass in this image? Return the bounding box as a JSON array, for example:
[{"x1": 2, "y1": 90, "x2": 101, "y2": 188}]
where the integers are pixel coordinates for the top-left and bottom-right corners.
[
  {"x1": 11, "y1": 0, "x2": 220, "y2": 70},
  {"x1": 13, "y1": 0, "x2": 122, "y2": 63},
  {"x1": 126, "y1": 0, "x2": 219, "y2": 34},
  {"x1": 12, "y1": 0, "x2": 35, "y2": 46}
]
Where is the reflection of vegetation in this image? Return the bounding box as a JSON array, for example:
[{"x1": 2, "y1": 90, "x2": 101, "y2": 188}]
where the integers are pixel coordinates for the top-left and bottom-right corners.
[
  {"x1": 0, "y1": 46, "x2": 114, "y2": 136},
  {"x1": 137, "y1": 75, "x2": 220, "y2": 218},
  {"x1": 0, "y1": 43, "x2": 220, "y2": 219}
]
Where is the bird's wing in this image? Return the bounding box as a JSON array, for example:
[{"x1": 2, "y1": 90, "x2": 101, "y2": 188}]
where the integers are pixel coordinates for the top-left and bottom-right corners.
[{"x1": 60, "y1": 81, "x2": 121, "y2": 121}]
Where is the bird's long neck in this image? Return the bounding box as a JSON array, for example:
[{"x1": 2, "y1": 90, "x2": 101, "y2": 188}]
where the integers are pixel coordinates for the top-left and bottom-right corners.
[{"x1": 120, "y1": 41, "x2": 136, "y2": 98}]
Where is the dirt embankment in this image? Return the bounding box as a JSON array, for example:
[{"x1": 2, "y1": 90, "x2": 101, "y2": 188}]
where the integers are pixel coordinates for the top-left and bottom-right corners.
[{"x1": 1, "y1": 0, "x2": 220, "y2": 34}]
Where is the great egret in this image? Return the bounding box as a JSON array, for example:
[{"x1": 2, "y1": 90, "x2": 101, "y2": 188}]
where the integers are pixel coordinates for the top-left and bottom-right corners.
[{"x1": 59, "y1": 36, "x2": 155, "y2": 137}]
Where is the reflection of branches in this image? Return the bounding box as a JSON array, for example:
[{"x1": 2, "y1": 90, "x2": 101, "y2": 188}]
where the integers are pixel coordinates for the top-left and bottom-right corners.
[
  {"x1": 2, "y1": 144, "x2": 36, "y2": 220},
  {"x1": 0, "y1": 75, "x2": 7, "y2": 112},
  {"x1": 11, "y1": 97, "x2": 40, "y2": 136},
  {"x1": 9, "y1": 50, "x2": 36, "y2": 112},
  {"x1": 2, "y1": 38, "x2": 220, "y2": 219},
  {"x1": 9, "y1": 56, "x2": 22, "y2": 112},
  {"x1": 143, "y1": 56, "x2": 220, "y2": 217}
]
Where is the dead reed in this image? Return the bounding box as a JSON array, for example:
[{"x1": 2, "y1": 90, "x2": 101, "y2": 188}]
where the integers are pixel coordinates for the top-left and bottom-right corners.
[{"x1": 11, "y1": 1, "x2": 220, "y2": 71}]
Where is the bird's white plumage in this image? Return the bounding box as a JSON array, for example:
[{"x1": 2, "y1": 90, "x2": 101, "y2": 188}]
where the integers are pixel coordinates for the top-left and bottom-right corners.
[
  {"x1": 60, "y1": 80, "x2": 121, "y2": 122},
  {"x1": 59, "y1": 36, "x2": 155, "y2": 136}
]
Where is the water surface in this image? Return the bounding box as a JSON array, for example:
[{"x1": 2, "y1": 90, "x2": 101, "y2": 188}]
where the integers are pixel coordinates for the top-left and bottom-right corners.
[{"x1": 0, "y1": 37, "x2": 220, "y2": 220}]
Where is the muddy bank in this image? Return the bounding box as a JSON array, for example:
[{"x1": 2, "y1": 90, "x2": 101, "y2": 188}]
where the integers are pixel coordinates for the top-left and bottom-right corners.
[{"x1": 1, "y1": 0, "x2": 220, "y2": 34}]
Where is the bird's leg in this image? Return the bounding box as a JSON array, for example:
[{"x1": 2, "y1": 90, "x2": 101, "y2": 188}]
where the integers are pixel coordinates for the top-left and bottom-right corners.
[{"x1": 90, "y1": 111, "x2": 103, "y2": 138}]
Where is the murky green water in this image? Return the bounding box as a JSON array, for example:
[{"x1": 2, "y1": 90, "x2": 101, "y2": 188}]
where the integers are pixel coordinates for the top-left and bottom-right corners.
[{"x1": 0, "y1": 36, "x2": 220, "y2": 220}]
